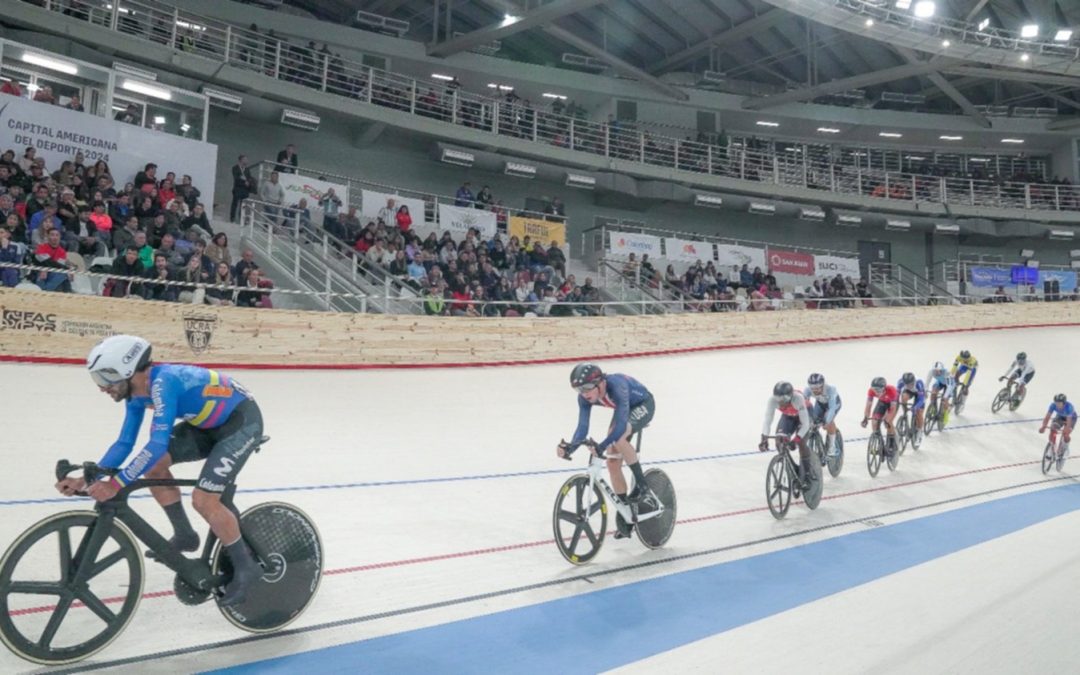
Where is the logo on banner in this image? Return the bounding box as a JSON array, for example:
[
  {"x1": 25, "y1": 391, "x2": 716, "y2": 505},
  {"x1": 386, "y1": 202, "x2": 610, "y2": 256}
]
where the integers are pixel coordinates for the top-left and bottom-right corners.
[
  {"x1": 769, "y1": 250, "x2": 814, "y2": 275},
  {"x1": 681, "y1": 243, "x2": 698, "y2": 256},
  {"x1": 450, "y1": 209, "x2": 482, "y2": 231},
  {"x1": 183, "y1": 313, "x2": 218, "y2": 354},
  {"x1": 0, "y1": 307, "x2": 57, "y2": 332},
  {"x1": 614, "y1": 237, "x2": 654, "y2": 253}
]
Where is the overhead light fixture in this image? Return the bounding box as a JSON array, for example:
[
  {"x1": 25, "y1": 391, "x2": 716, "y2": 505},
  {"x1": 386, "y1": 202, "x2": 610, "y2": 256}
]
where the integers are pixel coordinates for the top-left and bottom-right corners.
[
  {"x1": 1070, "y1": 248, "x2": 1080, "y2": 258},
  {"x1": 895, "y1": 0, "x2": 912, "y2": 8},
  {"x1": 936, "y1": 223, "x2": 960, "y2": 234},
  {"x1": 113, "y1": 62, "x2": 157, "y2": 81},
  {"x1": 504, "y1": 161, "x2": 536, "y2": 178},
  {"x1": 502, "y1": 13, "x2": 519, "y2": 24},
  {"x1": 175, "y1": 20, "x2": 207, "y2": 32},
  {"x1": 865, "y1": 18, "x2": 874, "y2": 27},
  {"x1": 565, "y1": 173, "x2": 596, "y2": 190},
  {"x1": 280, "y1": 108, "x2": 321, "y2": 131},
  {"x1": 1001, "y1": 138, "x2": 1025, "y2": 144},
  {"x1": 202, "y1": 87, "x2": 242, "y2": 111},
  {"x1": 786, "y1": 147, "x2": 801, "y2": 152},
  {"x1": 1049, "y1": 229, "x2": 1074, "y2": 240},
  {"x1": 940, "y1": 135, "x2": 963, "y2": 141},
  {"x1": 817, "y1": 127, "x2": 841, "y2": 134},
  {"x1": 748, "y1": 202, "x2": 776, "y2": 216},
  {"x1": 905, "y1": 155, "x2": 926, "y2": 161},
  {"x1": 179, "y1": 123, "x2": 191, "y2": 133},
  {"x1": 1055, "y1": 29, "x2": 1073, "y2": 42},
  {"x1": 977, "y1": 18, "x2": 990, "y2": 31},
  {"x1": 879, "y1": 132, "x2": 903, "y2": 138},
  {"x1": 886, "y1": 219, "x2": 911, "y2": 231},
  {"x1": 440, "y1": 148, "x2": 474, "y2": 167},
  {"x1": 693, "y1": 194, "x2": 724, "y2": 208},
  {"x1": 21, "y1": 52, "x2": 78, "y2": 75},
  {"x1": 542, "y1": 93, "x2": 568, "y2": 100},
  {"x1": 969, "y1": 157, "x2": 990, "y2": 162},
  {"x1": 942, "y1": 39, "x2": 950, "y2": 47},
  {"x1": 431, "y1": 73, "x2": 454, "y2": 81},
  {"x1": 755, "y1": 120, "x2": 779, "y2": 127},
  {"x1": 1021, "y1": 53, "x2": 1030, "y2": 62},
  {"x1": 913, "y1": 1, "x2": 935, "y2": 18},
  {"x1": 1021, "y1": 24, "x2": 1039, "y2": 38},
  {"x1": 837, "y1": 214, "x2": 862, "y2": 226},
  {"x1": 1026, "y1": 259, "x2": 1040, "y2": 268},
  {"x1": 1020, "y1": 249, "x2": 1036, "y2": 258},
  {"x1": 799, "y1": 207, "x2": 826, "y2": 221},
  {"x1": 487, "y1": 83, "x2": 514, "y2": 91},
  {"x1": 153, "y1": 115, "x2": 166, "y2": 125},
  {"x1": 121, "y1": 80, "x2": 172, "y2": 100}
]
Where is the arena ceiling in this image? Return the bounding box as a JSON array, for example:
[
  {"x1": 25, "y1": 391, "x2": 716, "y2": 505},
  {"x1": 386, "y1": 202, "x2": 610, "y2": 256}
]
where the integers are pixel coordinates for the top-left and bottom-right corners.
[{"x1": 284, "y1": 0, "x2": 1080, "y2": 120}]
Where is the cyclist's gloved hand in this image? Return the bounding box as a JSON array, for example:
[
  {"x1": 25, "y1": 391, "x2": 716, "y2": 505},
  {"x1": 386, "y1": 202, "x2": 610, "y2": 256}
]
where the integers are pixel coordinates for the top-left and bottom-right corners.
[
  {"x1": 556, "y1": 440, "x2": 570, "y2": 458},
  {"x1": 999, "y1": 376, "x2": 1006, "y2": 381},
  {"x1": 860, "y1": 417, "x2": 869, "y2": 428},
  {"x1": 758, "y1": 435, "x2": 769, "y2": 452}
]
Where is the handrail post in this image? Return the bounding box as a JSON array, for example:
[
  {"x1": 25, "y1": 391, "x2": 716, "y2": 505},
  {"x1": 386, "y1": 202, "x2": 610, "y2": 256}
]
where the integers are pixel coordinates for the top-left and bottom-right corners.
[
  {"x1": 639, "y1": 132, "x2": 645, "y2": 163},
  {"x1": 492, "y1": 101, "x2": 499, "y2": 135},
  {"x1": 171, "y1": 9, "x2": 179, "y2": 48},
  {"x1": 409, "y1": 80, "x2": 416, "y2": 113},
  {"x1": 706, "y1": 144, "x2": 712, "y2": 174},
  {"x1": 1024, "y1": 184, "x2": 1031, "y2": 209},
  {"x1": 969, "y1": 179, "x2": 975, "y2": 205},
  {"x1": 533, "y1": 110, "x2": 539, "y2": 142},
  {"x1": 451, "y1": 91, "x2": 458, "y2": 125},
  {"x1": 1055, "y1": 185, "x2": 1061, "y2": 210},
  {"x1": 224, "y1": 25, "x2": 232, "y2": 62},
  {"x1": 322, "y1": 54, "x2": 330, "y2": 92},
  {"x1": 940, "y1": 177, "x2": 947, "y2": 203},
  {"x1": 110, "y1": 1, "x2": 120, "y2": 30},
  {"x1": 568, "y1": 118, "x2": 574, "y2": 149},
  {"x1": 273, "y1": 40, "x2": 282, "y2": 80},
  {"x1": 604, "y1": 124, "x2": 610, "y2": 157}
]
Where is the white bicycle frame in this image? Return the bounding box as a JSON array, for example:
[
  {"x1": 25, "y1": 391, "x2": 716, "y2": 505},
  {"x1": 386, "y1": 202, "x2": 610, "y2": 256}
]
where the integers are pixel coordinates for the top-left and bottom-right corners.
[{"x1": 582, "y1": 451, "x2": 665, "y2": 525}]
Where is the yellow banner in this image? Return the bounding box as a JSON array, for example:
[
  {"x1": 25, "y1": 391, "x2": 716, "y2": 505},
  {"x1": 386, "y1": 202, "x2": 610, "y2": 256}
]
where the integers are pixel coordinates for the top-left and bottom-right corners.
[{"x1": 508, "y1": 216, "x2": 566, "y2": 246}]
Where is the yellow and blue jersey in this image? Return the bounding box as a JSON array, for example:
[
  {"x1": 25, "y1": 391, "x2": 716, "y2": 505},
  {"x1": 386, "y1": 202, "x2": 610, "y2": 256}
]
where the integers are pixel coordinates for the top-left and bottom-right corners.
[
  {"x1": 99, "y1": 365, "x2": 252, "y2": 485},
  {"x1": 950, "y1": 354, "x2": 978, "y2": 386}
]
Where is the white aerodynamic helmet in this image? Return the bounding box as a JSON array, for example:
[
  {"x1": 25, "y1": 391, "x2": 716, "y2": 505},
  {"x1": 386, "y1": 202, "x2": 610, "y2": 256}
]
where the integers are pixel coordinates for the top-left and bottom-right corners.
[{"x1": 86, "y1": 335, "x2": 152, "y2": 387}]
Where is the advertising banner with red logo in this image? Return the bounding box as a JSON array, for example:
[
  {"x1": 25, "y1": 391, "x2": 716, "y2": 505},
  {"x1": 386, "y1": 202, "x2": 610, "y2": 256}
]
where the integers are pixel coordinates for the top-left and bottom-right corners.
[
  {"x1": 664, "y1": 238, "x2": 713, "y2": 263},
  {"x1": 767, "y1": 248, "x2": 815, "y2": 276}
]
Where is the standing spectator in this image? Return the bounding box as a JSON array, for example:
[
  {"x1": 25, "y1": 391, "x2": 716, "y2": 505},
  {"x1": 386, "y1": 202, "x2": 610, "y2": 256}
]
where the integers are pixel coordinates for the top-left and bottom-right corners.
[
  {"x1": 176, "y1": 174, "x2": 201, "y2": 212},
  {"x1": 454, "y1": 182, "x2": 474, "y2": 207},
  {"x1": 475, "y1": 185, "x2": 494, "y2": 209},
  {"x1": 319, "y1": 187, "x2": 343, "y2": 235},
  {"x1": 259, "y1": 171, "x2": 285, "y2": 226},
  {"x1": 114, "y1": 102, "x2": 140, "y2": 124},
  {"x1": 0, "y1": 224, "x2": 21, "y2": 287},
  {"x1": 133, "y1": 163, "x2": 157, "y2": 193},
  {"x1": 546, "y1": 240, "x2": 566, "y2": 279},
  {"x1": 106, "y1": 245, "x2": 145, "y2": 298},
  {"x1": 377, "y1": 198, "x2": 397, "y2": 226},
  {"x1": 230, "y1": 155, "x2": 255, "y2": 222},
  {"x1": 275, "y1": 144, "x2": 298, "y2": 173},
  {"x1": 341, "y1": 206, "x2": 362, "y2": 243},
  {"x1": 395, "y1": 204, "x2": 413, "y2": 233},
  {"x1": 1, "y1": 77, "x2": 23, "y2": 98},
  {"x1": 544, "y1": 196, "x2": 565, "y2": 222}
]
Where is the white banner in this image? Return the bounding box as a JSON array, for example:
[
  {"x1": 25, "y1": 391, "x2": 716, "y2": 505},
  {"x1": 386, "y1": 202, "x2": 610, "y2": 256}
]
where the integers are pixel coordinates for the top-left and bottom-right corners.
[
  {"x1": 814, "y1": 254, "x2": 861, "y2": 279},
  {"x1": 277, "y1": 173, "x2": 348, "y2": 218},
  {"x1": 360, "y1": 189, "x2": 426, "y2": 229},
  {"x1": 437, "y1": 203, "x2": 498, "y2": 239},
  {"x1": 715, "y1": 244, "x2": 767, "y2": 271},
  {"x1": 0, "y1": 96, "x2": 217, "y2": 217},
  {"x1": 664, "y1": 238, "x2": 713, "y2": 263},
  {"x1": 607, "y1": 231, "x2": 661, "y2": 258}
]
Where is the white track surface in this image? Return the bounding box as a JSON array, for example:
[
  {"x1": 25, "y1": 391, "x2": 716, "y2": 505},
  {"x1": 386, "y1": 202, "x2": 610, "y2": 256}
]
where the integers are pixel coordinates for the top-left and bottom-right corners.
[{"x1": 1, "y1": 326, "x2": 1078, "y2": 673}]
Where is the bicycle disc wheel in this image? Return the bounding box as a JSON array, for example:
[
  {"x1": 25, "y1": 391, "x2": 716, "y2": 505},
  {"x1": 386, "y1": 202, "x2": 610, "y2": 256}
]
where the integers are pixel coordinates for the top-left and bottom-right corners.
[
  {"x1": 867, "y1": 434, "x2": 882, "y2": 478},
  {"x1": 991, "y1": 389, "x2": 1008, "y2": 413},
  {"x1": 808, "y1": 432, "x2": 825, "y2": 467},
  {"x1": 1042, "y1": 443, "x2": 1055, "y2": 475},
  {"x1": 0, "y1": 511, "x2": 144, "y2": 666},
  {"x1": 213, "y1": 502, "x2": 323, "y2": 633},
  {"x1": 802, "y1": 460, "x2": 823, "y2": 511},
  {"x1": 827, "y1": 431, "x2": 844, "y2": 478},
  {"x1": 552, "y1": 475, "x2": 607, "y2": 564},
  {"x1": 911, "y1": 420, "x2": 923, "y2": 451},
  {"x1": 886, "y1": 437, "x2": 900, "y2": 471},
  {"x1": 897, "y1": 416, "x2": 910, "y2": 455},
  {"x1": 766, "y1": 455, "x2": 792, "y2": 520},
  {"x1": 635, "y1": 469, "x2": 676, "y2": 549}
]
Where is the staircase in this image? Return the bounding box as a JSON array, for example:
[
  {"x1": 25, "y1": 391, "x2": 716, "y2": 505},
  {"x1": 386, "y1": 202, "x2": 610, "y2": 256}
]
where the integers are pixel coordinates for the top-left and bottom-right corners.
[{"x1": 868, "y1": 263, "x2": 959, "y2": 306}]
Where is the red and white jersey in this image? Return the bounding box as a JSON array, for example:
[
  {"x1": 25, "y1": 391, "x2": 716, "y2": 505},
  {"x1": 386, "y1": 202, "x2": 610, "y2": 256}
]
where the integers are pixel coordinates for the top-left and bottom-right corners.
[{"x1": 762, "y1": 391, "x2": 811, "y2": 438}]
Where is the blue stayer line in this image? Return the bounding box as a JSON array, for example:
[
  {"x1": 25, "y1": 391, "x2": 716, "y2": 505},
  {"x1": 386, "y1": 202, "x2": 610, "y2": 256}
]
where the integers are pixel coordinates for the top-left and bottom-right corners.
[
  {"x1": 1, "y1": 417, "x2": 1038, "y2": 508},
  {"x1": 209, "y1": 482, "x2": 1080, "y2": 675}
]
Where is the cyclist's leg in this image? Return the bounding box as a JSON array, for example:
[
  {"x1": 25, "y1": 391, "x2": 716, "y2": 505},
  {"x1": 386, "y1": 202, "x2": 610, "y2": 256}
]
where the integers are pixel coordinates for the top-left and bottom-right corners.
[
  {"x1": 914, "y1": 396, "x2": 925, "y2": 429},
  {"x1": 883, "y1": 402, "x2": 899, "y2": 446},
  {"x1": 148, "y1": 423, "x2": 214, "y2": 550},
  {"x1": 611, "y1": 398, "x2": 655, "y2": 499},
  {"x1": 190, "y1": 400, "x2": 264, "y2": 543}
]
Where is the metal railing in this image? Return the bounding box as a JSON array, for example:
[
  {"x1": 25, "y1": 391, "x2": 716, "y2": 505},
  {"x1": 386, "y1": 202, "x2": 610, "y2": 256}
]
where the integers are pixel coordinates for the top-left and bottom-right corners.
[
  {"x1": 869, "y1": 262, "x2": 959, "y2": 306},
  {"x1": 24, "y1": 0, "x2": 1080, "y2": 215}
]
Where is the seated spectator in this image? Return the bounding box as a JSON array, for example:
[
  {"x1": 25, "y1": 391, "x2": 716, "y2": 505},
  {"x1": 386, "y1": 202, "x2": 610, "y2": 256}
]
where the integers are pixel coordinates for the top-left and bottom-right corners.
[
  {"x1": 106, "y1": 245, "x2": 145, "y2": 298},
  {"x1": 423, "y1": 284, "x2": 448, "y2": 315},
  {"x1": 236, "y1": 267, "x2": 273, "y2": 308},
  {"x1": 622, "y1": 252, "x2": 639, "y2": 282},
  {"x1": 75, "y1": 210, "x2": 108, "y2": 260},
  {"x1": 157, "y1": 178, "x2": 177, "y2": 208},
  {"x1": 205, "y1": 262, "x2": 235, "y2": 306},
  {"x1": 580, "y1": 277, "x2": 601, "y2": 315},
  {"x1": 33, "y1": 85, "x2": 56, "y2": 105},
  {"x1": 177, "y1": 174, "x2": 201, "y2": 211},
  {"x1": 1, "y1": 77, "x2": 23, "y2": 98},
  {"x1": 739, "y1": 264, "x2": 753, "y2": 289},
  {"x1": 143, "y1": 253, "x2": 176, "y2": 302},
  {"x1": 34, "y1": 227, "x2": 72, "y2": 292},
  {"x1": 0, "y1": 224, "x2": 22, "y2": 287},
  {"x1": 28, "y1": 202, "x2": 61, "y2": 242},
  {"x1": 181, "y1": 203, "x2": 212, "y2": 236},
  {"x1": 114, "y1": 103, "x2": 140, "y2": 124},
  {"x1": 856, "y1": 278, "x2": 873, "y2": 306},
  {"x1": 206, "y1": 232, "x2": 232, "y2": 268},
  {"x1": 177, "y1": 254, "x2": 210, "y2": 303},
  {"x1": 162, "y1": 199, "x2": 185, "y2": 233},
  {"x1": 134, "y1": 163, "x2": 157, "y2": 193},
  {"x1": 514, "y1": 276, "x2": 538, "y2": 313},
  {"x1": 156, "y1": 232, "x2": 186, "y2": 268},
  {"x1": 233, "y1": 248, "x2": 259, "y2": 284},
  {"x1": 65, "y1": 94, "x2": 85, "y2": 112},
  {"x1": 135, "y1": 194, "x2": 160, "y2": 229}
]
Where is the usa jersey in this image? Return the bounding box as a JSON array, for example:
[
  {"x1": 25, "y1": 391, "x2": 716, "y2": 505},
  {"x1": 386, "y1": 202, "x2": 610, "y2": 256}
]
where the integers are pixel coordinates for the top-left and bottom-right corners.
[
  {"x1": 1049, "y1": 401, "x2": 1077, "y2": 421},
  {"x1": 99, "y1": 365, "x2": 252, "y2": 486},
  {"x1": 571, "y1": 373, "x2": 652, "y2": 451}
]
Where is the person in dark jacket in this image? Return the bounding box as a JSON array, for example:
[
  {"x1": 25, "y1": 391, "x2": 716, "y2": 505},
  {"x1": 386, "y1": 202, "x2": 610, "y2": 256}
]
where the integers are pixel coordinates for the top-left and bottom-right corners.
[{"x1": 107, "y1": 245, "x2": 145, "y2": 298}]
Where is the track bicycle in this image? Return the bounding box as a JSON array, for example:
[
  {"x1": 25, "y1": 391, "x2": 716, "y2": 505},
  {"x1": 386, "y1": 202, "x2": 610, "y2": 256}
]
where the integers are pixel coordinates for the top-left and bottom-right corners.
[
  {"x1": 552, "y1": 436, "x2": 676, "y2": 565},
  {"x1": 895, "y1": 400, "x2": 923, "y2": 455},
  {"x1": 0, "y1": 440, "x2": 322, "y2": 666},
  {"x1": 1042, "y1": 418, "x2": 1070, "y2": 475},
  {"x1": 806, "y1": 422, "x2": 844, "y2": 478},
  {"x1": 763, "y1": 434, "x2": 822, "y2": 520},
  {"x1": 866, "y1": 423, "x2": 899, "y2": 478},
  {"x1": 992, "y1": 378, "x2": 1026, "y2": 413}
]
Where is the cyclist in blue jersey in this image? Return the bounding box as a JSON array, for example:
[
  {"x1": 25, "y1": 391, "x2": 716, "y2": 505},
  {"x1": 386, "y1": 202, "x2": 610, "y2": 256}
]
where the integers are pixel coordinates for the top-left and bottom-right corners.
[
  {"x1": 54, "y1": 335, "x2": 264, "y2": 606},
  {"x1": 804, "y1": 373, "x2": 842, "y2": 458},
  {"x1": 558, "y1": 364, "x2": 656, "y2": 538},
  {"x1": 1039, "y1": 393, "x2": 1076, "y2": 457},
  {"x1": 898, "y1": 372, "x2": 926, "y2": 432},
  {"x1": 926, "y1": 361, "x2": 955, "y2": 427}
]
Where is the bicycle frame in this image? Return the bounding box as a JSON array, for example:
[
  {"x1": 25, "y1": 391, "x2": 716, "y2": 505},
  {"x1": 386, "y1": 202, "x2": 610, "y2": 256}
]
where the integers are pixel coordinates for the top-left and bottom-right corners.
[{"x1": 576, "y1": 434, "x2": 665, "y2": 526}]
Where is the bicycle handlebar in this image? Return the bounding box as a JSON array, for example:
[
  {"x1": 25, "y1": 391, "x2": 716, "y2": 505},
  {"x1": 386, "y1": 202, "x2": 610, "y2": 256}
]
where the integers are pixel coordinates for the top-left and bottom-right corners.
[{"x1": 559, "y1": 438, "x2": 607, "y2": 461}]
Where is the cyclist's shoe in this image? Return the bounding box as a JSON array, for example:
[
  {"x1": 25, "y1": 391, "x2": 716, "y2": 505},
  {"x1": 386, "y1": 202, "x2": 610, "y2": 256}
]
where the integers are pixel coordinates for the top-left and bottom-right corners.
[
  {"x1": 941, "y1": 409, "x2": 950, "y2": 427},
  {"x1": 629, "y1": 486, "x2": 659, "y2": 515},
  {"x1": 146, "y1": 531, "x2": 200, "y2": 563},
  {"x1": 614, "y1": 513, "x2": 634, "y2": 539},
  {"x1": 799, "y1": 461, "x2": 814, "y2": 491},
  {"x1": 219, "y1": 541, "x2": 261, "y2": 607},
  {"x1": 826, "y1": 439, "x2": 840, "y2": 459},
  {"x1": 885, "y1": 437, "x2": 897, "y2": 458}
]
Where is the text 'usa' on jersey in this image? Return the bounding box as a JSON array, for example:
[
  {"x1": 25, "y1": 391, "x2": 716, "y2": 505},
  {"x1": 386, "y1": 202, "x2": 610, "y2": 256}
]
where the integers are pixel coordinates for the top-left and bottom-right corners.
[{"x1": 571, "y1": 374, "x2": 652, "y2": 450}]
